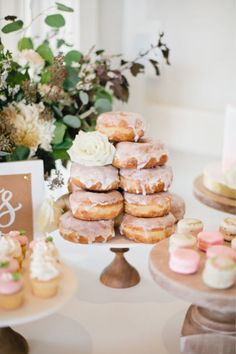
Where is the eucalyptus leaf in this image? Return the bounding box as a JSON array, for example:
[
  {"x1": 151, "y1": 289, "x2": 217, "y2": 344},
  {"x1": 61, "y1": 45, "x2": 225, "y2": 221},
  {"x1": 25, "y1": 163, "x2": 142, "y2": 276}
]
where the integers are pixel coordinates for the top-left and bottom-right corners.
[
  {"x1": 130, "y1": 62, "x2": 144, "y2": 76},
  {"x1": 79, "y1": 91, "x2": 89, "y2": 105},
  {"x1": 56, "y1": 2, "x2": 74, "y2": 12},
  {"x1": 36, "y1": 43, "x2": 54, "y2": 64},
  {"x1": 52, "y1": 122, "x2": 66, "y2": 145},
  {"x1": 94, "y1": 87, "x2": 112, "y2": 103},
  {"x1": 6, "y1": 145, "x2": 30, "y2": 161},
  {"x1": 18, "y1": 37, "x2": 33, "y2": 51},
  {"x1": 52, "y1": 137, "x2": 73, "y2": 150},
  {"x1": 2, "y1": 20, "x2": 23, "y2": 33},
  {"x1": 63, "y1": 115, "x2": 81, "y2": 128},
  {"x1": 64, "y1": 50, "x2": 82, "y2": 65},
  {"x1": 63, "y1": 67, "x2": 79, "y2": 91},
  {"x1": 52, "y1": 149, "x2": 69, "y2": 160},
  {"x1": 94, "y1": 98, "x2": 112, "y2": 114},
  {"x1": 40, "y1": 70, "x2": 51, "y2": 84},
  {"x1": 45, "y1": 14, "x2": 65, "y2": 28}
]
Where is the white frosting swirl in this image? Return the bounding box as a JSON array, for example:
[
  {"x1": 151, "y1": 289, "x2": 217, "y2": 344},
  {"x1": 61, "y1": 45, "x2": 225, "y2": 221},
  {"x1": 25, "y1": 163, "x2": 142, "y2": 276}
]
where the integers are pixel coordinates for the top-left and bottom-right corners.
[
  {"x1": 0, "y1": 236, "x2": 22, "y2": 258},
  {"x1": 68, "y1": 131, "x2": 115, "y2": 166},
  {"x1": 30, "y1": 254, "x2": 59, "y2": 281},
  {"x1": 31, "y1": 239, "x2": 59, "y2": 259}
]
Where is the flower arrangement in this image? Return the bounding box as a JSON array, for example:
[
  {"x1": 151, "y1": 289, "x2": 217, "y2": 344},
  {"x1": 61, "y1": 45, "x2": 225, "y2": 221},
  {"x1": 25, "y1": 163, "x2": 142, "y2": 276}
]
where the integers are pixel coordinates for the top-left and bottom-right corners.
[{"x1": 0, "y1": 2, "x2": 170, "y2": 174}]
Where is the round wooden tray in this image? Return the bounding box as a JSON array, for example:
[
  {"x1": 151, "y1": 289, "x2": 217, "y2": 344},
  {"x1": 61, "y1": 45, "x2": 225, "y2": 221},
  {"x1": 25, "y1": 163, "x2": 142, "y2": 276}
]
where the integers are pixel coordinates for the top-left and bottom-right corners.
[
  {"x1": 149, "y1": 238, "x2": 235, "y2": 312},
  {"x1": 0, "y1": 262, "x2": 78, "y2": 327},
  {"x1": 193, "y1": 175, "x2": 236, "y2": 214}
]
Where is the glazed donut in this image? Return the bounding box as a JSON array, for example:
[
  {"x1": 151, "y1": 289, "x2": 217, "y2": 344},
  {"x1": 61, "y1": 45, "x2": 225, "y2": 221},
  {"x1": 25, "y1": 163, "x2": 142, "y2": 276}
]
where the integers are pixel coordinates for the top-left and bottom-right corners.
[
  {"x1": 68, "y1": 178, "x2": 82, "y2": 193},
  {"x1": 124, "y1": 192, "x2": 171, "y2": 218},
  {"x1": 96, "y1": 111, "x2": 145, "y2": 142},
  {"x1": 70, "y1": 163, "x2": 119, "y2": 191},
  {"x1": 120, "y1": 166, "x2": 173, "y2": 195},
  {"x1": 113, "y1": 139, "x2": 168, "y2": 169},
  {"x1": 69, "y1": 190, "x2": 123, "y2": 220},
  {"x1": 170, "y1": 193, "x2": 185, "y2": 221},
  {"x1": 59, "y1": 211, "x2": 115, "y2": 244},
  {"x1": 120, "y1": 213, "x2": 176, "y2": 243}
]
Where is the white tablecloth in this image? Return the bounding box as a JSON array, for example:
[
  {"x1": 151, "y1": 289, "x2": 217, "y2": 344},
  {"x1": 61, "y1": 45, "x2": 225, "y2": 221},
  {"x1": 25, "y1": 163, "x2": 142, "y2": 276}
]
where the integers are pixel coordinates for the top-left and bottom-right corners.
[{"x1": 15, "y1": 150, "x2": 228, "y2": 354}]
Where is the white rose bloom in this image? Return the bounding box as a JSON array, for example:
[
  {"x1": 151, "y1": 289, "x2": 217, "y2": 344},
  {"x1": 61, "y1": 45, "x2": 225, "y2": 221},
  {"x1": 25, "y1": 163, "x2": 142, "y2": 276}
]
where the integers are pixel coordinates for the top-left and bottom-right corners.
[
  {"x1": 16, "y1": 49, "x2": 45, "y2": 82},
  {"x1": 68, "y1": 130, "x2": 115, "y2": 166}
]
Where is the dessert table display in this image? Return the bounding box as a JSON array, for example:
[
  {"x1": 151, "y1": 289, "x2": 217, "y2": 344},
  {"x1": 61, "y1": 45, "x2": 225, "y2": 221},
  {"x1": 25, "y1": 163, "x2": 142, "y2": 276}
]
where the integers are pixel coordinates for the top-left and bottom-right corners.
[
  {"x1": 149, "y1": 238, "x2": 236, "y2": 354},
  {"x1": 56, "y1": 111, "x2": 185, "y2": 288},
  {"x1": 0, "y1": 263, "x2": 77, "y2": 354}
]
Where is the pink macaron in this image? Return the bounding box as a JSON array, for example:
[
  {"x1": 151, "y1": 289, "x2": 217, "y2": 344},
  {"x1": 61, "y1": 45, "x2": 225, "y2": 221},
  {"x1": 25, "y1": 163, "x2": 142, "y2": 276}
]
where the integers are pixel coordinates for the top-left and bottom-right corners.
[
  {"x1": 169, "y1": 248, "x2": 200, "y2": 274},
  {"x1": 206, "y1": 245, "x2": 236, "y2": 261},
  {"x1": 197, "y1": 231, "x2": 224, "y2": 252}
]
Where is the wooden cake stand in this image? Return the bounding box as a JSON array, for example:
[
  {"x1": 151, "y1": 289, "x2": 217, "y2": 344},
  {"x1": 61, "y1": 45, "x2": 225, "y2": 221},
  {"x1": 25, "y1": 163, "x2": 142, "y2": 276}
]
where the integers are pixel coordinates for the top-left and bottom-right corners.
[
  {"x1": 149, "y1": 239, "x2": 236, "y2": 354},
  {"x1": 193, "y1": 175, "x2": 236, "y2": 214},
  {"x1": 0, "y1": 263, "x2": 77, "y2": 354}
]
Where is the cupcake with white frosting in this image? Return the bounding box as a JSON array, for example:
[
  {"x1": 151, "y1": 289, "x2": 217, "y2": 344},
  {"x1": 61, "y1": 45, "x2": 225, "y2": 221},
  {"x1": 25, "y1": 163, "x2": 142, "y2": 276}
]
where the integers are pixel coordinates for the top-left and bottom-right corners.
[{"x1": 0, "y1": 236, "x2": 23, "y2": 265}]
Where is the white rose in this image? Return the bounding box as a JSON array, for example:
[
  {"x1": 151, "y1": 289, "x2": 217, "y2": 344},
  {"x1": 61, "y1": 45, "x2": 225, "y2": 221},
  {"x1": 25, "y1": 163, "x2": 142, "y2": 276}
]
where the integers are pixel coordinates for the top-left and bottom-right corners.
[
  {"x1": 67, "y1": 131, "x2": 115, "y2": 166},
  {"x1": 16, "y1": 49, "x2": 45, "y2": 82}
]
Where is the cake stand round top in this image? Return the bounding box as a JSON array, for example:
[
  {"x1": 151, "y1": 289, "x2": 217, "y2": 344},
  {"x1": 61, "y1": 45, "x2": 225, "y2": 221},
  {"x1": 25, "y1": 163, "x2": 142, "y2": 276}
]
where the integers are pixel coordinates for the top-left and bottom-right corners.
[
  {"x1": 193, "y1": 175, "x2": 236, "y2": 214},
  {"x1": 149, "y1": 238, "x2": 236, "y2": 313},
  {"x1": 0, "y1": 263, "x2": 77, "y2": 327}
]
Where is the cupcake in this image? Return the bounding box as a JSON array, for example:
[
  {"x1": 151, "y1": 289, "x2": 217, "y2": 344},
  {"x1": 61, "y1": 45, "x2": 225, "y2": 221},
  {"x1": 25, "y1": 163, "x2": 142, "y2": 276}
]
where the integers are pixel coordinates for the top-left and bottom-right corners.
[
  {"x1": 0, "y1": 272, "x2": 24, "y2": 309},
  {"x1": 0, "y1": 236, "x2": 23, "y2": 265},
  {"x1": 29, "y1": 236, "x2": 59, "y2": 260},
  {"x1": 219, "y1": 217, "x2": 236, "y2": 242},
  {"x1": 7, "y1": 230, "x2": 28, "y2": 256},
  {"x1": 203, "y1": 256, "x2": 236, "y2": 289},
  {"x1": 0, "y1": 256, "x2": 19, "y2": 275},
  {"x1": 30, "y1": 253, "x2": 60, "y2": 298}
]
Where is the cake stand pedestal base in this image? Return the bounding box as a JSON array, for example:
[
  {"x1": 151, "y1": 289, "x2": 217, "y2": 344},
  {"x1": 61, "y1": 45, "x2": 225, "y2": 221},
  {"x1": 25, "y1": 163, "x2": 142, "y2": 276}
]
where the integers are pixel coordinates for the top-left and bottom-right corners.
[
  {"x1": 0, "y1": 327, "x2": 29, "y2": 354},
  {"x1": 100, "y1": 248, "x2": 140, "y2": 288},
  {"x1": 180, "y1": 305, "x2": 236, "y2": 354}
]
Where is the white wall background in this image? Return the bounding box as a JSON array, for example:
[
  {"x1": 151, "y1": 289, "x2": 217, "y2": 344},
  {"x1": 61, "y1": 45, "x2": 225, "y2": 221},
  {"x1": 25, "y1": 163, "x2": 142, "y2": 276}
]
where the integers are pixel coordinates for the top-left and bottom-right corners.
[{"x1": 1, "y1": 0, "x2": 235, "y2": 157}]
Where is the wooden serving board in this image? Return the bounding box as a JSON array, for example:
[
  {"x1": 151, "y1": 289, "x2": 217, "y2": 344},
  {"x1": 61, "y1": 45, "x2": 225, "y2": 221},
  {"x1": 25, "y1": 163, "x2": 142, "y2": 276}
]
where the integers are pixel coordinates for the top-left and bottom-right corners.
[
  {"x1": 149, "y1": 238, "x2": 236, "y2": 312},
  {"x1": 193, "y1": 175, "x2": 236, "y2": 214}
]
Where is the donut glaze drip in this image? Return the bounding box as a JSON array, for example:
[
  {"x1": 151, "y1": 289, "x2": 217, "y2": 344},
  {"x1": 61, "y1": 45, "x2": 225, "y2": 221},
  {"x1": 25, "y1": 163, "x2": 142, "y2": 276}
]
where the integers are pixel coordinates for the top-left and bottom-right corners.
[
  {"x1": 70, "y1": 163, "x2": 119, "y2": 190},
  {"x1": 97, "y1": 111, "x2": 145, "y2": 142},
  {"x1": 124, "y1": 192, "x2": 171, "y2": 206},
  {"x1": 60, "y1": 211, "x2": 115, "y2": 243},
  {"x1": 120, "y1": 213, "x2": 176, "y2": 232},
  {"x1": 120, "y1": 165, "x2": 173, "y2": 194},
  {"x1": 114, "y1": 139, "x2": 168, "y2": 169}
]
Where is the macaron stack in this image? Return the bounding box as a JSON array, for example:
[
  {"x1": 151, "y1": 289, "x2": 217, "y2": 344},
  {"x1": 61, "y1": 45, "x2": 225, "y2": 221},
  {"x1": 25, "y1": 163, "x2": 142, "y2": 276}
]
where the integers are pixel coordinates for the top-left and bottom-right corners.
[{"x1": 168, "y1": 217, "x2": 236, "y2": 290}]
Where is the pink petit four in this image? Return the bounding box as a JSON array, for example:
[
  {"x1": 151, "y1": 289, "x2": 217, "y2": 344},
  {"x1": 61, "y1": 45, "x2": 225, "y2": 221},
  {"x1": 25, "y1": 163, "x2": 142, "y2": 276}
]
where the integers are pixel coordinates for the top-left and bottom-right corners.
[
  {"x1": 206, "y1": 245, "x2": 236, "y2": 261},
  {"x1": 169, "y1": 248, "x2": 200, "y2": 274},
  {"x1": 197, "y1": 231, "x2": 224, "y2": 252}
]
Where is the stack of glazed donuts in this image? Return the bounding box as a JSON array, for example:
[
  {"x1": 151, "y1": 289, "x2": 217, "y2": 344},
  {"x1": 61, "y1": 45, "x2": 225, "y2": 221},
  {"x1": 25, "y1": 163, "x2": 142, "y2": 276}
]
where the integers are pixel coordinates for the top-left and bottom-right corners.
[
  {"x1": 59, "y1": 111, "x2": 185, "y2": 244},
  {"x1": 97, "y1": 112, "x2": 185, "y2": 244}
]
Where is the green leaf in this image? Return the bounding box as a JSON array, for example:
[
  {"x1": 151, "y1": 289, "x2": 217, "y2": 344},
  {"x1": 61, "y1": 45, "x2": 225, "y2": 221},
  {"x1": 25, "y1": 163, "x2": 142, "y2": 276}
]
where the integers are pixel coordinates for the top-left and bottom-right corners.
[
  {"x1": 0, "y1": 261, "x2": 9, "y2": 268},
  {"x1": 149, "y1": 59, "x2": 160, "y2": 75},
  {"x1": 7, "y1": 145, "x2": 30, "y2": 161},
  {"x1": 94, "y1": 87, "x2": 113, "y2": 103},
  {"x1": 79, "y1": 91, "x2": 89, "y2": 105},
  {"x1": 36, "y1": 43, "x2": 54, "y2": 64},
  {"x1": 52, "y1": 149, "x2": 69, "y2": 160},
  {"x1": 52, "y1": 137, "x2": 73, "y2": 150},
  {"x1": 52, "y1": 105, "x2": 63, "y2": 118},
  {"x1": 18, "y1": 37, "x2": 33, "y2": 51},
  {"x1": 2, "y1": 20, "x2": 23, "y2": 33},
  {"x1": 46, "y1": 235, "x2": 54, "y2": 242},
  {"x1": 7, "y1": 70, "x2": 28, "y2": 85},
  {"x1": 56, "y1": 2, "x2": 74, "y2": 12},
  {"x1": 94, "y1": 98, "x2": 112, "y2": 114},
  {"x1": 45, "y1": 14, "x2": 65, "y2": 28},
  {"x1": 40, "y1": 70, "x2": 52, "y2": 84},
  {"x1": 0, "y1": 151, "x2": 10, "y2": 157},
  {"x1": 64, "y1": 50, "x2": 82, "y2": 65},
  {"x1": 52, "y1": 122, "x2": 66, "y2": 145},
  {"x1": 63, "y1": 67, "x2": 79, "y2": 90},
  {"x1": 63, "y1": 115, "x2": 81, "y2": 129}
]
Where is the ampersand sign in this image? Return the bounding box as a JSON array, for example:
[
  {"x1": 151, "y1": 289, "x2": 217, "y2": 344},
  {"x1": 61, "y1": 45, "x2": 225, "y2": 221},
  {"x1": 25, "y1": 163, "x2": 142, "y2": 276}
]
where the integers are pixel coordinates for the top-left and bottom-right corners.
[{"x1": 0, "y1": 174, "x2": 33, "y2": 238}]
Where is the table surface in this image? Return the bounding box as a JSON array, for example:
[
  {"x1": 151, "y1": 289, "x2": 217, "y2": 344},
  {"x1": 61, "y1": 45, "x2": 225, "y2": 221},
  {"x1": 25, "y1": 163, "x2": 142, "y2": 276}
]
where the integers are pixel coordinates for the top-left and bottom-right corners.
[{"x1": 15, "y1": 150, "x2": 230, "y2": 354}]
